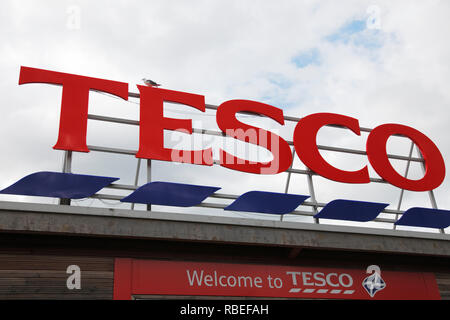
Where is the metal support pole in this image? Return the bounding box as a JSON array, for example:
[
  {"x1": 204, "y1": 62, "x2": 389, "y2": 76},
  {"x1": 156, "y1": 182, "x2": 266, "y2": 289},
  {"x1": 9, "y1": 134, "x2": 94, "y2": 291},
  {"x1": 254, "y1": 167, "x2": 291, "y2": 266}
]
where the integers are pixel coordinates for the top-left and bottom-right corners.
[
  {"x1": 131, "y1": 158, "x2": 141, "y2": 210},
  {"x1": 306, "y1": 169, "x2": 319, "y2": 224},
  {"x1": 416, "y1": 146, "x2": 444, "y2": 234},
  {"x1": 284, "y1": 148, "x2": 297, "y2": 194},
  {"x1": 393, "y1": 141, "x2": 415, "y2": 230},
  {"x1": 280, "y1": 148, "x2": 297, "y2": 222},
  {"x1": 59, "y1": 150, "x2": 72, "y2": 206},
  {"x1": 147, "y1": 159, "x2": 152, "y2": 211}
]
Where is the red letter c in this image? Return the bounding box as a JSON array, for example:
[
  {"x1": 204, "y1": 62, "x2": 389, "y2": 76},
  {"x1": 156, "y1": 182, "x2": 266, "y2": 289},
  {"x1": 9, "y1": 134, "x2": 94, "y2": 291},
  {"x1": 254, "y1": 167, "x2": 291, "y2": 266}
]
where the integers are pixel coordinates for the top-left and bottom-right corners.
[{"x1": 293, "y1": 113, "x2": 370, "y2": 184}]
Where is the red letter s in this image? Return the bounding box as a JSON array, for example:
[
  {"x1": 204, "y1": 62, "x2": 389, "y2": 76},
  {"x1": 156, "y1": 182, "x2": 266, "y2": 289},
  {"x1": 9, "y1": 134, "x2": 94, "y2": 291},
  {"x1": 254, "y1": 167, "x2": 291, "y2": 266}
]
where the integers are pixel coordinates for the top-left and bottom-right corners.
[{"x1": 216, "y1": 100, "x2": 292, "y2": 174}]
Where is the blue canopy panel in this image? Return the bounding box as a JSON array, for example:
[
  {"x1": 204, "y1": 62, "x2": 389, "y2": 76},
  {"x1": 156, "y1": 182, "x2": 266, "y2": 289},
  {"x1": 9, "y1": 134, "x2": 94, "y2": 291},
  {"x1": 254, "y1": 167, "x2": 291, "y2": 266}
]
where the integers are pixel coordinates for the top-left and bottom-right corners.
[
  {"x1": 395, "y1": 207, "x2": 450, "y2": 229},
  {"x1": 0, "y1": 171, "x2": 119, "y2": 199},
  {"x1": 224, "y1": 191, "x2": 309, "y2": 215},
  {"x1": 121, "y1": 181, "x2": 220, "y2": 207},
  {"x1": 314, "y1": 199, "x2": 389, "y2": 222}
]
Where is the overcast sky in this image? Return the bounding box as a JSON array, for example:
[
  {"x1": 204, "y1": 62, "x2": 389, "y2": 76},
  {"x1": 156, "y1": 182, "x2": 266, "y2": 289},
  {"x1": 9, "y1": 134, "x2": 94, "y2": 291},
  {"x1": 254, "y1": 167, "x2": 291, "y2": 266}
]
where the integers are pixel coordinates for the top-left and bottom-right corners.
[{"x1": 0, "y1": 0, "x2": 449, "y2": 233}]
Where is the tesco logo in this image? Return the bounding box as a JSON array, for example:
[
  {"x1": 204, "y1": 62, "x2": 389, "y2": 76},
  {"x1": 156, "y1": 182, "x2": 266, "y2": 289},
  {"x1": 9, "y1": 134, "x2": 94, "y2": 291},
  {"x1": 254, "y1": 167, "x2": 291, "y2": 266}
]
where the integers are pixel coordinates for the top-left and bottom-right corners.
[
  {"x1": 286, "y1": 271, "x2": 353, "y2": 288},
  {"x1": 19, "y1": 66, "x2": 446, "y2": 192}
]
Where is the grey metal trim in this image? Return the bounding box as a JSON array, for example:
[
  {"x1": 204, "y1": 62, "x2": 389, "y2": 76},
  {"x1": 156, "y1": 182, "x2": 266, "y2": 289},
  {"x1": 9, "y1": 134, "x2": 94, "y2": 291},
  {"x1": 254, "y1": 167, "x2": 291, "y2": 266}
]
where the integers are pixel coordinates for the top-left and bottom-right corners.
[
  {"x1": 0, "y1": 201, "x2": 448, "y2": 257},
  {"x1": 88, "y1": 114, "x2": 139, "y2": 126},
  {"x1": 0, "y1": 200, "x2": 443, "y2": 239},
  {"x1": 88, "y1": 145, "x2": 136, "y2": 155}
]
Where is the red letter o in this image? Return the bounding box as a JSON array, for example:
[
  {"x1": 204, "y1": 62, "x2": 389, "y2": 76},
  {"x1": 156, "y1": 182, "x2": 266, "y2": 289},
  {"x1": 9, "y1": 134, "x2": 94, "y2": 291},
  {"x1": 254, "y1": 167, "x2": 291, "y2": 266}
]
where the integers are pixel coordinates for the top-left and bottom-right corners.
[{"x1": 366, "y1": 124, "x2": 445, "y2": 191}]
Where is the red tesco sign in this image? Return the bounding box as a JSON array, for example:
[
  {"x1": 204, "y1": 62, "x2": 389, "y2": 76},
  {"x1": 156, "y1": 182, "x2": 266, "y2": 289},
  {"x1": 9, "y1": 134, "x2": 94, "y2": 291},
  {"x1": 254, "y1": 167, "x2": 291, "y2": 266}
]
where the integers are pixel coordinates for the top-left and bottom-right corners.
[
  {"x1": 19, "y1": 66, "x2": 446, "y2": 192},
  {"x1": 113, "y1": 259, "x2": 441, "y2": 300}
]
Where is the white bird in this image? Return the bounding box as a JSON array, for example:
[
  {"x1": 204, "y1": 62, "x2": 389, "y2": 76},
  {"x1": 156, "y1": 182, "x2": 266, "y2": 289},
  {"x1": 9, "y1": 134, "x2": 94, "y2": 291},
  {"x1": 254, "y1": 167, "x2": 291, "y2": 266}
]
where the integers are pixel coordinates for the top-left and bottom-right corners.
[{"x1": 142, "y1": 78, "x2": 161, "y2": 87}]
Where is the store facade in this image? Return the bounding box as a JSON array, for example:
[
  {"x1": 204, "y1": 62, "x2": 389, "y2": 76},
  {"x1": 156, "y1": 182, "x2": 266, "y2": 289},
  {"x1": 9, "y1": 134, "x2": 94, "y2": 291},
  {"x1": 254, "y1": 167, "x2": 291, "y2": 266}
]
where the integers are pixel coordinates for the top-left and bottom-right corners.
[
  {"x1": 0, "y1": 66, "x2": 449, "y2": 300},
  {"x1": 0, "y1": 201, "x2": 448, "y2": 300}
]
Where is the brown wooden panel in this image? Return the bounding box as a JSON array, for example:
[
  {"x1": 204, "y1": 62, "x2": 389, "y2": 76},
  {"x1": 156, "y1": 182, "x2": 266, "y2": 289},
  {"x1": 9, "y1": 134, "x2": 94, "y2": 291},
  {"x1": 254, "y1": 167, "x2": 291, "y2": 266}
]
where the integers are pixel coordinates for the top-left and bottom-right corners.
[
  {"x1": 438, "y1": 284, "x2": 450, "y2": 292},
  {"x1": 0, "y1": 233, "x2": 447, "y2": 300},
  {"x1": 435, "y1": 272, "x2": 450, "y2": 280},
  {"x1": 0, "y1": 254, "x2": 114, "y2": 300},
  {"x1": 436, "y1": 272, "x2": 450, "y2": 300},
  {"x1": 435, "y1": 278, "x2": 450, "y2": 286},
  {"x1": 0, "y1": 254, "x2": 113, "y2": 271},
  {"x1": 0, "y1": 270, "x2": 113, "y2": 279},
  {"x1": 0, "y1": 293, "x2": 112, "y2": 300}
]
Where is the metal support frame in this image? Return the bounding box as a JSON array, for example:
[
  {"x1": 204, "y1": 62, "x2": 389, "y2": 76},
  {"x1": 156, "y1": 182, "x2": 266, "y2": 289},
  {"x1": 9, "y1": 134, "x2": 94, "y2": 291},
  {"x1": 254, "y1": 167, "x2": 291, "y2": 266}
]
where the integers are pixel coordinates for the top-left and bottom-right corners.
[
  {"x1": 415, "y1": 146, "x2": 444, "y2": 234},
  {"x1": 54, "y1": 90, "x2": 446, "y2": 235},
  {"x1": 59, "y1": 150, "x2": 72, "y2": 206},
  {"x1": 280, "y1": 147, "x2": 297, "y2": 222},
  {"x1": 284, "y1": 148, "x2": 297, "y2": 194},
  {"x1": 130, "y1": 159, "x2": 141, "y2": 210},
  {"x1": 393, "y1": 141, "x2": 415, "y2": 230},
  {"x1": 147, "y1": 159, "x2": 152, "y2": 211},
  {"x1": 306, "y1": 169, "x2": 319, "y2": 224},
  {"x1": 130, "y1": 158, "x2": 152, "y2": 211}
]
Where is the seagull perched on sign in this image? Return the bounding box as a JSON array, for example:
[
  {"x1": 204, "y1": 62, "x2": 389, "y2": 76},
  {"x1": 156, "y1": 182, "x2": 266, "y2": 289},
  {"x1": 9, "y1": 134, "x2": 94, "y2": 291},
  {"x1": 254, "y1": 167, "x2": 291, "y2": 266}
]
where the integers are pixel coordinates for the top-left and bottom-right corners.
[{"x1": 142, "y1": 78, "x2": 161, "y2": 87}]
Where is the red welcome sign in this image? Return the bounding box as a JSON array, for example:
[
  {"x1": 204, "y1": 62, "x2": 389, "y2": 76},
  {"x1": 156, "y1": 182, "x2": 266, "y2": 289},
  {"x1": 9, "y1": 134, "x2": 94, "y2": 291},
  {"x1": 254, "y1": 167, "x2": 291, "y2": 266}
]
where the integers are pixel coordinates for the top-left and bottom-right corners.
[{"x1": 113, "y1": 259, "x2": 441, "y2": 300}]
